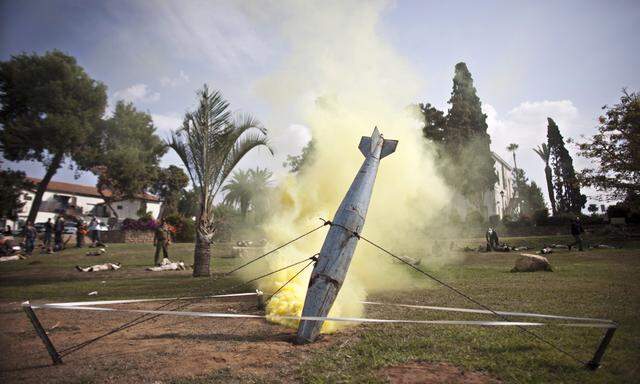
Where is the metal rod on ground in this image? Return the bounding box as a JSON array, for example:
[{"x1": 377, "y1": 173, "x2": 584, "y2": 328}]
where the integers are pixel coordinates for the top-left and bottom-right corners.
[
  {"x1": 586, "y1": 325, "x2": 618, "y2": 370},
  {"x1": 22, "y1": 301, "x2": 63, "y2": 365}
]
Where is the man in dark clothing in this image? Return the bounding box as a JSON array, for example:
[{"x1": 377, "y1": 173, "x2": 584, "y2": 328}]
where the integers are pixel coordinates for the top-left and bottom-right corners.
[
  {"x1": 153, "y1": 220, "x2": 171, "y2": 266},
  {"x1": 43, "y1": 218, "x2": 53, "y2": 249},
  {"x1": 54, "y1": 217, "x2": 65, "y2": 252},
  {"x1": 486, "y1": 227, "x2": 500, "y2": 251},
  {"x1": 24, "y1": 221, "x2": 37, "y2": 255},
  {"x1": 568, "y1": 217, "x2": 584, "y2": 251}
]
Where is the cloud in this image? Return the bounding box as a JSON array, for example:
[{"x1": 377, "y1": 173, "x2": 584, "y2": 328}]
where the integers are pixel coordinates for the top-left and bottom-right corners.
[
  {"x1": 112, "y1": 84, "x2": 160, "y2": 103},
  {"x1": 160, "y1": 70, "x2": 190, "y2": 87},
  {"x1": 151, "y1": 113, "x2": 182, "y2": 137}
]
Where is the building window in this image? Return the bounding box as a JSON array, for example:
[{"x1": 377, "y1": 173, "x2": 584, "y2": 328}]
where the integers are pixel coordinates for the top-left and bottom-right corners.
[{"x1": 117, "y1": 205, "x2": 123, "y2": 210}]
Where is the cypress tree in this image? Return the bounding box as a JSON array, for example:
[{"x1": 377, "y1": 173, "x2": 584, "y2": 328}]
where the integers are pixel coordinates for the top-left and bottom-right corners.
[
  {"x1": 546, "y1": 117, "x2": 586, "y2": 213},
  {"x1": 444, "y1": 63, "x2": 497, "y2": 207}
]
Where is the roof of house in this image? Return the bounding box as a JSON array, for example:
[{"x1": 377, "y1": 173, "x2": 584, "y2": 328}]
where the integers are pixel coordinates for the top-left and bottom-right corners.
[
  {"x1": 491, "y1": 152, "x2": 513, "y2": 171},
  {"x1": 26, "y1": 177, "x2": 160, "y2": 202}
]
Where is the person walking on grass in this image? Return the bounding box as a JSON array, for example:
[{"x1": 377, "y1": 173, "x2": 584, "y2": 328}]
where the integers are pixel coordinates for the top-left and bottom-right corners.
[
  {"x1": 153, "y1": 219, "x2": 171, "y2": 266},
  {"x1": 568, "y1": 217, "x2": 584, "y2": 251},
  {"x1": 76, "y1": 220, "x2": 86, "y2": 248}
]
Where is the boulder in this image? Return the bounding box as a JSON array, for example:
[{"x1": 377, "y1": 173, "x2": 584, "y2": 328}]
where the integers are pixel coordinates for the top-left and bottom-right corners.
[{"x1": 511, "y1": 253, "x2": 553, "y2": 272}]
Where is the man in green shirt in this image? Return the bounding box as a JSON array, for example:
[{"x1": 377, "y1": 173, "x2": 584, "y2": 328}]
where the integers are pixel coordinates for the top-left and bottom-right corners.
[{"x1": 153, "y1": 220, "x2": 171, "y2": 266}]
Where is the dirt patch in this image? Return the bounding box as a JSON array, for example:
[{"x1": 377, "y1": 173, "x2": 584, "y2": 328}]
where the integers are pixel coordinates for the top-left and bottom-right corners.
[
  {"x1": 0, "y1": 299, "x2": 334, "y2": 383},
  {"x1": 377, "y1": 361, "x2": 501, "y2": 384}
]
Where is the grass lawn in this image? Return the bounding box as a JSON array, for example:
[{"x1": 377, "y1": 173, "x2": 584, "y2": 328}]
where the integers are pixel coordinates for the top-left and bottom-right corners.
[{"x1": 0, "y1": 235, "x2": 638, "y2": 383}]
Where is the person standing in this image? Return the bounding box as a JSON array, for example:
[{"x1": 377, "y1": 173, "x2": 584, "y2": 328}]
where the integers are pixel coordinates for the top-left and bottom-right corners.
[
  {"x1": 54, "y1": 216, "x2": 65, "y2": 252},
  {"x1": 568, "y1": 217, "x2": 584, "y2": 251},
  {"x1": 24, "y1": 221, "x2": 37, "y2": 255},
  {"x1": 485, "y1": 227, "x2": 500, "y2": 251},
  {"x1": 43, "y1": 218, "x2": 53, "y2": 253},
  {"x1": 76, "y1": 220, "x2": 86, "y2": 248},
  {"x1": 88, "y1": 217, "x2": 98, "y2": 247},
  {"x1": 153, "y1": 220, "x2": 171, "y2": 266},
  {"x1": 3, "y1": 225, "x2": 12, "y2": 235}
]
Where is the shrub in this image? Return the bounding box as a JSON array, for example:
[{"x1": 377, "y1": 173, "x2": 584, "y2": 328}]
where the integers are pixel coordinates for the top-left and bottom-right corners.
[
  {"x1": 121, "y1": 218, "x2": 160, "y2": 231},
  {"x1": 533, "y1": 208, "x2": 549, "y2": 225},
  {"x1": 607, "y1": 204, "x2": 629, "y2": 218},
  {"x1": 466, "y1": 211, "x2": 486, "y2": 227},
  {"x1": 164, "y1": 213, "x2": 195, "y2": 242},
  {"x1": 488, "y1": 215, "x2": 500, "y2": 227}
]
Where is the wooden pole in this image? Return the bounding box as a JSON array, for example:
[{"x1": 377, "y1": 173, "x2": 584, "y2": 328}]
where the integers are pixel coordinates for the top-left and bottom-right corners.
[
  {"x1": 586, "y1": 325, "x2": 617, "y2": 370},
  {"x1": 22, "y1": 301, "x2": 63, "y2": 365}
]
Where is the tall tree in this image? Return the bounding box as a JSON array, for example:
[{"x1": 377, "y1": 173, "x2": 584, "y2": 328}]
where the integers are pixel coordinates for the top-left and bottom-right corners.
[
  {"x1": 578, "y1": 90, "x2": 639, "y2": 207},
  {"x1": 284, "y1": 140, "x2": 315, "y2": 173},
  {"x1": 419, "y1": 103, "x2": 446, "y2": 143},
  {"x1": 152, "y1": 165, "x2": 189, "y2": 218},
  {"x1": 168, "y1": 85, "x2": 273, "y2": 277},
  {"x1": 443, "y1": 62, "x2": 497, "y2": 208},
  {"x1": 82, "y1": 101, "x2": 166, "y2": 219},
  {"x1": 0, "y1": 51, "x2": 107, "y2": 223},
  {"x1": 533, "y1": 143, "x2": 557, "y2": 215},
  {"x1": 0, "y1": 168, "x2": 34, "y2": 220},
  {"x1": 513, "y1": 168, "x2": 546, "y2": 216},
  {"x1": 507, "y1": 143, "x2": 519, "y2": 169},
  {"x1": 547, "y1": 117, "x2": 586, "y2": 213},
  {"x1": 178, "y1": 188, "x2": 200, "y2": 218}
]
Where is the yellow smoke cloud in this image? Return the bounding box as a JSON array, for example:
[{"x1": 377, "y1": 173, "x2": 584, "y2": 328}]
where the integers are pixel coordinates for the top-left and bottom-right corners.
[{"x1": 238, "y1": 1, "x2": 451, "y2": 332}]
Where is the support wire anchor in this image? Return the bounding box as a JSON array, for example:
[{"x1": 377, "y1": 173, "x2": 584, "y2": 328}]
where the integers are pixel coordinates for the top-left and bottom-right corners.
[
  {"x1": 22, "y1": 301, "x2": 63, "y2": 365},
  {"x1": 586, "y1": 324, "x2": 617, "y2": 370}
]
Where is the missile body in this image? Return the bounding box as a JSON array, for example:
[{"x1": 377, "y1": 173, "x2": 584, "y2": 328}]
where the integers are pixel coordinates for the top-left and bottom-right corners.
[{"x1": 295, "y1": 127, "x2": 397, "y2": 344}]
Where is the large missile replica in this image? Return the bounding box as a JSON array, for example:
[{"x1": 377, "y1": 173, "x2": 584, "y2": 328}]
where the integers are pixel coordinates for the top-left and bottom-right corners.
[{"x1": 295, "y1": 127, "x2": 397, "y2": 344}]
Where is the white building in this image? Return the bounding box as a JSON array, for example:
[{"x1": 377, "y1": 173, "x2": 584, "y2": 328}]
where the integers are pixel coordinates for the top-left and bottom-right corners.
[
  {"x1": 8, "y1": 177, "x2": 162, "y2": 227},
  {"x1": 450, "y1": 152, "x2": 516, "y2": 220},
  {"x1": 486, "y1": 153, "x2": 515, "y2": 219}
]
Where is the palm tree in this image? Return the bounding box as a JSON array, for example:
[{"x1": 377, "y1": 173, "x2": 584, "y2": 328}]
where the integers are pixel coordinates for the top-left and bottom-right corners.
[
  {"x1": 507, "y1": 143, "x2": 519, "y2": 169},
  {"x1": 533, "y1": 143, "x2": 557, "y2": 216},
  {"x1": 223, "y1": 169, "x2": 252, "y2": 219},
  {"x1": 168, "y1": 85, "x2": 273, "y2": 276},
  {"x1": 223, "y1": 167, "x2": 273, "y2": 221}
]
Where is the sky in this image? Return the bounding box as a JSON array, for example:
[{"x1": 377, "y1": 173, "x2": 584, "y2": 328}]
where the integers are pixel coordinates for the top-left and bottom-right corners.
[{"x1": 1, "y1": 0, "x2": 639, "y2": 208}]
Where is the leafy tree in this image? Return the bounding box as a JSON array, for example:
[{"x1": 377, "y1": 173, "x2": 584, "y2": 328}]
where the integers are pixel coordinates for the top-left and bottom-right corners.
[
  {"x1": 284, "y1": 140, "x2": 315, "y2": 173},
  {"x1": 0, "y1": 51, "x2": 107, "y2": 223},
  {"x1": 444, "y1": 63, "x2": 497, "y2": 207},
  {"x1": 578, "y1": 90, "x2": 639, "y2": 206},
  {"x1": 151, "y1": 165, "x2": 189, "y2": 218},
  {"x1": 533, "y1": 143, "x2": 557, "y2": 216},
  {"x1": 82, "y1": 101, "x2": 166, "y2": 219},
  {"x1": 168, "y1": 85, "x2": 273, "y2": 277},
  {"x1": 547, "y1": 118, "x2": 586, "y2": 213},
  {"x1": 178, "y1": 188, "x2": 199, "y2": 218},
  {"x1": 507, "y1": 143, "x2": 519, "y2": 169},
  {"x1": 0, "y1": 168, "x2": 34, "y2": 220},
  {"x1": 513, "y1": 168, "x2": 546, "y2": 216},
  {"x1": 587, "y1": 204, "x2": 599, "y2": 216},
  {"x1": 418, "y1": 103, "x2": 446, "y2": 143}
]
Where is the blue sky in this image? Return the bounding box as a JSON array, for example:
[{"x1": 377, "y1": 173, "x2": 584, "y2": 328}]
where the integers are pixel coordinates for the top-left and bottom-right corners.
[{"x1": 1, "y1": 0, "x2": 639, "y2": 206}]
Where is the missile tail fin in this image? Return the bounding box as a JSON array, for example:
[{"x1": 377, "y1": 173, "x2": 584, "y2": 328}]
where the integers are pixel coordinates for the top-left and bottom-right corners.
[
  {"x1": 380, "y1": 139, "x2": 398, "y2": 159},
  {"x1": 358, "y1": 137, "x2": 371, "y2": 157}
]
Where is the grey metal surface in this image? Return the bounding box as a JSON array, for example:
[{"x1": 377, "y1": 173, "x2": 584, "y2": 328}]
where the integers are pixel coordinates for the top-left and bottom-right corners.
[{"x1": 295, "y1": 127, "x2": 397, "y2": 344}]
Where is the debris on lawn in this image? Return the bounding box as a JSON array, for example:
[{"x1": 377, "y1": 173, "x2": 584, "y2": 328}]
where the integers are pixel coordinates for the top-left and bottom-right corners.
[
  {"x1": 88, "y1": 291, "x2": 98, "y2": 296},
  {"x1": 76, "y1": 262, "x2": 122, "y2": 272},
  {"x1": 512, "y1": 254, "x2": 553, "y2": 272},
  {"x1": 540, "y1": 247, "x2": 553, "y2": 255},
  {"x1": 393, "y1": 255, "x2": 421, "y2": 266},
  {"x1": 590, "y1": 244, "x2": 618, "y2": 249},
  {"x1": 550, "y1": 244, "x2": 569, "y2": 249},
  {"x1": 146, "y1": 258, "x2": 187, "y2": 271}
]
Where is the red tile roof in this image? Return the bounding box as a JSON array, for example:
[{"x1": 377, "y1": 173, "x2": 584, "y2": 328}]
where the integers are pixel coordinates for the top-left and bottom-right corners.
[{"x1": 26, "y1": 177, "x2": 160, "y2": 202}]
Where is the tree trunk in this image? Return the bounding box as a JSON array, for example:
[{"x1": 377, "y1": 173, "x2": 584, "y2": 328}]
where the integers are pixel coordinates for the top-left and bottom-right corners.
[
  {"x1": 544, "y1": 165, "x2": 557, "y2": 216},
  {"x1": 27, "y1": 152, "x2": 64, "y2": 223},
  {"x1": 193, "y1": 231, "x2": 211, "y2": 277},
  {"x1": 512, "y1": 153, "x2": 518, "y2": 170}
]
